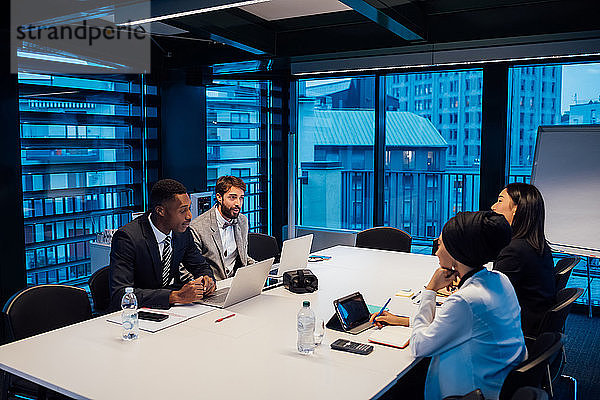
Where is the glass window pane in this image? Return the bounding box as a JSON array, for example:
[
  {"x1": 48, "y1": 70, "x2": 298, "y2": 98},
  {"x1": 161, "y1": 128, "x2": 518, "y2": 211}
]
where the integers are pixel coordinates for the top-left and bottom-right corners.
[
  {"x1": 508, "y1": 62, "x2": 600, "y2": 180},
  {"x1": 19, "y1": 73, "x2": 158, "y2": 285},
  {"x1": 384, "y1": 70, "x2": 482, "y2": 239},
  {"x1": 297, "y1": 76, "x2": 375, "y2": 230},
  {"x1": 205, "y1": 80, "x2": 269, "y2": 232}
]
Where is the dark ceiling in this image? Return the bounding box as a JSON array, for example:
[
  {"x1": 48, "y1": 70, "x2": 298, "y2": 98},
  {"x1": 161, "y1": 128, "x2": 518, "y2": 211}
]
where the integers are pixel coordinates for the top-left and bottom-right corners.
[{"x1": 152, "y1": 0, "x2": 600, "y2": 71}]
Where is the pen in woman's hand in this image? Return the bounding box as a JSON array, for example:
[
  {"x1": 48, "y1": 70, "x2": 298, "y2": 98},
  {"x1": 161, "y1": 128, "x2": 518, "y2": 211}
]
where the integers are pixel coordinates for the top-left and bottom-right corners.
[{"x1": 372, "y1": 298, "x2": 392, "y2": 325}]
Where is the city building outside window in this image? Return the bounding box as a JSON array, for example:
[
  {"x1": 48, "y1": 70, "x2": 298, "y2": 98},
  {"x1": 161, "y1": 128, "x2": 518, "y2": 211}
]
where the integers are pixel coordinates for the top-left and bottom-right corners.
[
  {"x1": 297, "y1": 76, "x2": 375, "y2": 230},
  {"x1": 19, "y1": 73, "x2": 158, "y2": 286},
  {"x1": 205, "y1": 80, "x2": 270, "y2": 232}
]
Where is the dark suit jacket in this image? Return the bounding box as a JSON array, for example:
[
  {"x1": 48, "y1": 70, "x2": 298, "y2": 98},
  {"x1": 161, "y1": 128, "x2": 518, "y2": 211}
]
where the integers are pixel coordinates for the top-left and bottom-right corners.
[
  {"x1": 494, "y1": 238, "x2": 556, "y2": 336},
  {"x1": 109, "y1": 212, "x2": 214, "y2": 310}
]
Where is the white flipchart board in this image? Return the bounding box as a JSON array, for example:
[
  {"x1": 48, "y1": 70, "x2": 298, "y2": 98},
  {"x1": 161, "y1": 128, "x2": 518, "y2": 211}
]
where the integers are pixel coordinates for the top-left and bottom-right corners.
[{"x1": 531, "y1": 125, "x2": 600, "y2": 258}]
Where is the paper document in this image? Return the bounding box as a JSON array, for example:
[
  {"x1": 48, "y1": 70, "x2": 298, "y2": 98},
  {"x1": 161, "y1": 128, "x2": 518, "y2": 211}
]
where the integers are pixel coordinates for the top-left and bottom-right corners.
[
  {"x1": 368, "y1": 326, "x2": 412, "y2": 349},
  {"x1": 106, "y1": 303, "x2": 215, "y2": 333}
]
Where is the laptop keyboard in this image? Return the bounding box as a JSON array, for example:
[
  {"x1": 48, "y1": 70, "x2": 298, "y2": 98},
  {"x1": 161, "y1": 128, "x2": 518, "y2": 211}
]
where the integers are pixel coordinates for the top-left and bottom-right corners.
[{"x1": 204, "y1": 287, "x2": 229, "y2": 304}]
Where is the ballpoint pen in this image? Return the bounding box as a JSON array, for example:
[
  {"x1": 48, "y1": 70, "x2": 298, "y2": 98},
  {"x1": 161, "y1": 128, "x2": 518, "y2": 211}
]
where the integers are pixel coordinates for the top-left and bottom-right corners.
[
  {"x1": 372, "y1": 298, "x2": 391, "y2": 324},
  {"x1": 215, "y1": 313, "x2": 236, "y2": 323}
]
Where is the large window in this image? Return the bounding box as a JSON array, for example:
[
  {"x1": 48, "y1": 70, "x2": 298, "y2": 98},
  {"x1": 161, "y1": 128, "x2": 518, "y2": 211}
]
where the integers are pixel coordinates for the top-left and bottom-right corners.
[
  {"x1": 508, "y1": 62, "x2": 600, "y2": 180},
  {"x1": 297, "y1": 76, "x2": 375, "y2": 230},
  {"x1": 19, "y1": 73, "x2": 158, "y2": 286},
  {"x1": 384, "y1": 70, "x2": 483, "y2": 239},
  {"x1": 206, "y1": 80, "x2": 270, "y2": 232},
  {"x1": 296, "y1": 72, "x2": 482, "y2": 240}
]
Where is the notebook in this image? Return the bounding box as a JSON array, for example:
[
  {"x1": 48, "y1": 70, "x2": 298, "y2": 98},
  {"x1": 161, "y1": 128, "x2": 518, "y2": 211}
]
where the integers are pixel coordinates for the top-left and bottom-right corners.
[{"x1": 368, "y1": 326, "x2": 412, "y2": 349}]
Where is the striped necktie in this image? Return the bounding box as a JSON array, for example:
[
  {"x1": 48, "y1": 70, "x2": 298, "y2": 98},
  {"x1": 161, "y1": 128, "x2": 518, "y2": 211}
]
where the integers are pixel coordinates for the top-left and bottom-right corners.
[{"x1": 162, "y1": 236, "x2": 172, "y2": 287}]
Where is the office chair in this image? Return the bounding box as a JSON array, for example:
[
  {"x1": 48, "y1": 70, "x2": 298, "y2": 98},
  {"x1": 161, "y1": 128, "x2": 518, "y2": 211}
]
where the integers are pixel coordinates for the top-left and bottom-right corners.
[
  {"x1": 499, "y1": 332, "x2": 564, "y2": 400},
  {"x1": 248, "y1": 233, "x2": 280, "y2": 263},
  {"x1": 554, "y1": 257, "x2": 580, "y2": 292},
  {"x1": 443, "y1": 389, "x2": 484, "y2": 400},
  {"x1": 510, "y1": 387, "x2": 548, "y2": 400},
  {"x1": 527, "y1": 287, "x2": 584, "y2": 399},
  {"x1": 443, "y1": 383, "x2": 550, "y2": 399},
  {"x1": 4, "y1": 284, "x2": 92, "y2": 341},
  {"x1": 355, "y1": 227, "x2": 412, "y2": 253},
  {"x1": 88, "y1": 266, "x2": 111, "y2": 315},
  {"x1": 2, "y1": 284, "x2": 92, "y2": 400},
  {"x1": 536, "y1": 287, "x2": 584, "y2": 336}
]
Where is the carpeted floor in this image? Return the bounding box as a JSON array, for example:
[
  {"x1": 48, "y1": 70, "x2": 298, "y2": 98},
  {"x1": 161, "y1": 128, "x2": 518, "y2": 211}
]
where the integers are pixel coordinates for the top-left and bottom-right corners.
[{"x1": 556, "y1": 312, "x2": 600, "y2": 400}]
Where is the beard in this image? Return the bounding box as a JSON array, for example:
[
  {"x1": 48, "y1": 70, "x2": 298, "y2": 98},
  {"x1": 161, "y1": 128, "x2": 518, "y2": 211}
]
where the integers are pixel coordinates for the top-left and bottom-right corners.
[{"x1": 220, "y1": 203, "x2": 240, "y2": 220}]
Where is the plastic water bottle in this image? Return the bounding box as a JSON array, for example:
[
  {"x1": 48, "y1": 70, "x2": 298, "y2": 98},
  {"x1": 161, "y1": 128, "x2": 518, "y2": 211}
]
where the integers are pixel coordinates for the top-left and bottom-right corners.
[
  {"x1": 297, "y1": 300, "x2": 316, "y2": 354},
  {"x1": 121, "y1": 287, "x2": 139, "y2": 340}
]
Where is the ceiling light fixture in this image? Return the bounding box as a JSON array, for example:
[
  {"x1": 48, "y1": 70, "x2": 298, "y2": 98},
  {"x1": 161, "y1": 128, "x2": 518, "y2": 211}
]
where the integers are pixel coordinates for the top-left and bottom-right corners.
[
  {"x1": 119, "y1": 0, "x2": 270, "y2": 26},
  {"x1": 293, "y1": 52, "x2": 600, "y2": 76}
]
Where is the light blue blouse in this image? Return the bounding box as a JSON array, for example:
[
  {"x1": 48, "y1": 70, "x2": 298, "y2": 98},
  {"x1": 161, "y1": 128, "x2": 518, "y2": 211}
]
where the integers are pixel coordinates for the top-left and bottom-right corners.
[{"x1": 411, "y1": 269, "x2": 527, "y2": 400}]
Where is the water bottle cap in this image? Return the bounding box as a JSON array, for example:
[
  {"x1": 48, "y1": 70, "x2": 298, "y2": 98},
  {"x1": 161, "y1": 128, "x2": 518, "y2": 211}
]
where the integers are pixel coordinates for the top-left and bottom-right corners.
[
  {"x1": 125, "y1": 287, "x2": 133, "y2": 293},
  {"x1": 303, "y1": 301, "x2": 310, "y2": 307}
]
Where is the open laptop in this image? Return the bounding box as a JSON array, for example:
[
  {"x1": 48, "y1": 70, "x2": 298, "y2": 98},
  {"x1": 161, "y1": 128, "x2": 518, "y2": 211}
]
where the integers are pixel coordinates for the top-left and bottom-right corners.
[
  {"x1": 198, "y1": 257, "x2": 274, "y2": 308},
  {"x1": 272, "y1": 234, "x2": 313, "y2": 275}
]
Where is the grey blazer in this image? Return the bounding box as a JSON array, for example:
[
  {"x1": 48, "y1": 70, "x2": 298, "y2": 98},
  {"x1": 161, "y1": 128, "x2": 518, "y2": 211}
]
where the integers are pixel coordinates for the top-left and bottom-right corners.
[{"x1": 188, "y1": 205, "x2": 254, "y2": 280}]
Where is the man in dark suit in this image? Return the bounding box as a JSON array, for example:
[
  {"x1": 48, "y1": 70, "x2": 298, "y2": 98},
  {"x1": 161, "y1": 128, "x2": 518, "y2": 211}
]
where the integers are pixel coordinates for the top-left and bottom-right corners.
[{"x1": 109, "y1": 179, "x2": 215, "y2": 310}]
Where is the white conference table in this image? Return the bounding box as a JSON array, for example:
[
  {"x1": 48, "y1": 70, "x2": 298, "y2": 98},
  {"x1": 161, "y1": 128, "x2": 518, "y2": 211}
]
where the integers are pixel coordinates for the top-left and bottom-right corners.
[{"x1": 0, "y1": 246, "x2": 440, "y2": 400}]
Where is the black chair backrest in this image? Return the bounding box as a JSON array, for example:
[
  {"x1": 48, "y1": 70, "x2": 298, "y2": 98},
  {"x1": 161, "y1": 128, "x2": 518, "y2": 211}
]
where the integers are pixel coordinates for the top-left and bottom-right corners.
[
  {"x1": 355, "y1": 227, "x2": 412, "y2": 253},
  {"x1": 89, "y1": 266, "x2": 111, "y2": 314},
  {"x1": 3, "y1": 284, "x2": 92, "y2": 341},
  {"x1": 443, "y1": 389, "x2": 484, "y2": 400},
  {"x1": 248, "y1": 233, "x2": 280, "y2": 262},
  {"x1": 554, "y1": 257, "x2": 580, "y2": 292},
  {"x1": 499, "y1": 332, "x2": 564, "y2": 400},
  {"x1": 536, "y1": 287, "x2": 584, "y2": 335},
  {"x1": 510, "y1": 387, "x2": 549, "y2": 400}
]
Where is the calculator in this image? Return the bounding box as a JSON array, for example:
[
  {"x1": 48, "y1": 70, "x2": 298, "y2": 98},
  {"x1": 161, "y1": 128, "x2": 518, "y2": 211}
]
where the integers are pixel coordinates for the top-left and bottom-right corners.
[{"x1": 330, "y1": 338, "x2": 374, "y2": 355}]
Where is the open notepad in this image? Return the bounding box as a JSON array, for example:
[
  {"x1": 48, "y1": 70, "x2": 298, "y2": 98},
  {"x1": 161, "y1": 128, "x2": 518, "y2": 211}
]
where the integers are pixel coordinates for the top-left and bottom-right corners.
[{"x1": 368, "y1": 326, "x2": 412, "y2": 349}]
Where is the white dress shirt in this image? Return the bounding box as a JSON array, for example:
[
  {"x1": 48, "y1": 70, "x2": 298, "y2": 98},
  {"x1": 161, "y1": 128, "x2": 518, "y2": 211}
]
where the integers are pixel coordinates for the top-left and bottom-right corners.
[
  {"x1": 148, "y1": 214, "x2": 174, "y2": 285},
  {"x1": 215, "y1": 207, "x2": 238, "y2": 277},
  {"x1": 411, "y1": 269, "x2": 526, "y2": 400}
]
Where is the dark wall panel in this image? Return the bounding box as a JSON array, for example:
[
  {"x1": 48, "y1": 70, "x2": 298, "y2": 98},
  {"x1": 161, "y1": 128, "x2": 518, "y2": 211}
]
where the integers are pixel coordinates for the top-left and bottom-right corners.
[
  {"x1": 480, "y1": 64, "x2": 509, "y2": 210},
  {"x1": 160, "y1": 71, "x2": 208, "y2": 193},
  {"x1": 1, "y1": 7, "x2": 26, "y2": 344}
]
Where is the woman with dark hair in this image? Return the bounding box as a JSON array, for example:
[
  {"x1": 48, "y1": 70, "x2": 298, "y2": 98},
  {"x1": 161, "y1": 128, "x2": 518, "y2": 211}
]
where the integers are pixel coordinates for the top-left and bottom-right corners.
[
  {"x1": 372, "y1": 211, "x2": 526, "y2": 400},
  {"x1": 491, "y1": 182, "x2": 555, "y2": 337}
]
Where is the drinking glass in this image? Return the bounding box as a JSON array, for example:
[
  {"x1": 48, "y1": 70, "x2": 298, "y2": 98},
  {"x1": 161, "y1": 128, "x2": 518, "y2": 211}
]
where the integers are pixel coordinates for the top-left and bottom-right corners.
[{"x1": 314, "y1": 318, "x2": 325, "y2": 346}]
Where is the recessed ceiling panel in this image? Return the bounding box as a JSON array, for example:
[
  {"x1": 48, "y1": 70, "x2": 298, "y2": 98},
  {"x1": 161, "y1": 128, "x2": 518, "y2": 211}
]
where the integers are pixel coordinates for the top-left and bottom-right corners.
[{"x1": 241, "y1": 0, "x2": 351, "y2": 21}]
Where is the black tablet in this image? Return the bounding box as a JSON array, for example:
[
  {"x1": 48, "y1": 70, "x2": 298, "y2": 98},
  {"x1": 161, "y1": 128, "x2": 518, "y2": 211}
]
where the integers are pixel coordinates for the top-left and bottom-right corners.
[{"x1": 333, "y1": 292, "x2": 373, "y2": 334}]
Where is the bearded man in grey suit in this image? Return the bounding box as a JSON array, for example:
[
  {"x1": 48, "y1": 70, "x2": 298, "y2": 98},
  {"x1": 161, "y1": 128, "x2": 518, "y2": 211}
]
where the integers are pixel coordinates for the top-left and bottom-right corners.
[{"x1": 188, "y1": 176, "x2": 254, "y2": 280}]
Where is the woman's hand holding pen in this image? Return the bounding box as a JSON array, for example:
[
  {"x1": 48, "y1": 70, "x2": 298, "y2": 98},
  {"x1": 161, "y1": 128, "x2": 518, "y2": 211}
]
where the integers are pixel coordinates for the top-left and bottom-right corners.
[{"x1": 369, "y1": 311, "x2": 409, "y2": 328}]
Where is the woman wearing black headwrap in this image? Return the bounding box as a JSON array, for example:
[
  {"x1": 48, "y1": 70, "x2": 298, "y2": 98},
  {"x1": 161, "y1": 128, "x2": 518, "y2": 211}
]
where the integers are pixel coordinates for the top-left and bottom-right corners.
[
  {"x1": 491, "y1": 183, "x2": 555, "y2": 337},
  {"x1": 372, "y1": 211, "x2": 526, "y2": 400}
]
